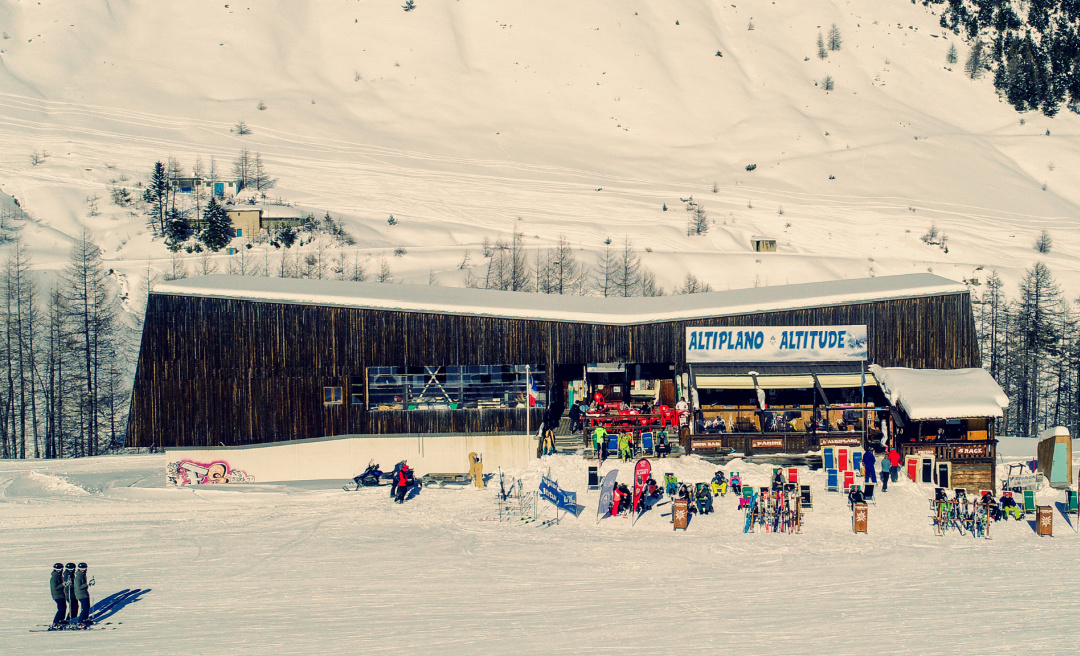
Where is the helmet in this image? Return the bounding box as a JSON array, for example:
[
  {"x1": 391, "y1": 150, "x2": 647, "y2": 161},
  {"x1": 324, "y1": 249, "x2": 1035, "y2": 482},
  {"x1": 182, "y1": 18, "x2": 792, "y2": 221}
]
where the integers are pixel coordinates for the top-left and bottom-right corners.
[
  {"x1": 65, "y1": 563, "x2": 76, "y2": 570},
  {"x1": 77, "y1": 562, "x2": 88, "y2": 570},
  {"x1": 53, "y1": 563, "x2": 64, "y2": 570}
]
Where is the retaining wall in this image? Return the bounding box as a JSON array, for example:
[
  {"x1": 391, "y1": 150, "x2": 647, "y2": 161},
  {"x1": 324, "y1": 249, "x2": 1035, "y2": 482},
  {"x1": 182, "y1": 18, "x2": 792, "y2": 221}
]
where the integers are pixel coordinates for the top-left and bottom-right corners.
[{"x1": 164, "y1": 433, "x2": 536, "y2": 486}]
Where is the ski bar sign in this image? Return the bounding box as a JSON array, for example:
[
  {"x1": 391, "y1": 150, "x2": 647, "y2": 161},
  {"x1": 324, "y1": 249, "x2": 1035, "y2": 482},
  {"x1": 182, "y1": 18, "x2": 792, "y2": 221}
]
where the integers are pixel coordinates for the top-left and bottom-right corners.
[{"x1": 685, "y1": 325, "x2": 868, "y2": 363}]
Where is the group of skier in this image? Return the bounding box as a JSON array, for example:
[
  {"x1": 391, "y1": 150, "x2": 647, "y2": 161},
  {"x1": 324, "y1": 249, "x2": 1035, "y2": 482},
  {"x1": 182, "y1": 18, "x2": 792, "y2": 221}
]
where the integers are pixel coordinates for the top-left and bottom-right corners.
[{"x1": 48, "y1": 562, "x2": 93, "y2": 630}]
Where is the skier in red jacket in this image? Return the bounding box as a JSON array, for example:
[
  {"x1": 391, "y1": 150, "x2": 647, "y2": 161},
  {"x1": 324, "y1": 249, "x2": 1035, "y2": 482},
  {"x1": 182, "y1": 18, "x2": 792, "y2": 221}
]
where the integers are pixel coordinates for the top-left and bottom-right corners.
[{"x1": 395, "y1": 465, "x2": 410, "y2": 504}]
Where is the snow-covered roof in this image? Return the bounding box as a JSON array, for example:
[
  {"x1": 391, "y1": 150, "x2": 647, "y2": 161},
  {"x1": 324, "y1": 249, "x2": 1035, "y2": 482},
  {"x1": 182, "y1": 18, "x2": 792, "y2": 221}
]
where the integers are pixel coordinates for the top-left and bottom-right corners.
[
  {"x1": 221, "y1": 203, "x2": 307, "y2": 218},
  {"x1": 869, "y1": 365, "x2": 1009, "y2": 420},
  {"x1": 153, "y1": 273, "x2": 968, "y2": 326}
]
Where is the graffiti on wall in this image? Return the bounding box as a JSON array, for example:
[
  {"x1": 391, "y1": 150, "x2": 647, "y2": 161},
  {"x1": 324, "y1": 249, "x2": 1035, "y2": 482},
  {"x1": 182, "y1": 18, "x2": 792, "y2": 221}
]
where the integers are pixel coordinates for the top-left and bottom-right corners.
[{"x1": 167, "y1": 460, "x2": 255, "y2": 487}]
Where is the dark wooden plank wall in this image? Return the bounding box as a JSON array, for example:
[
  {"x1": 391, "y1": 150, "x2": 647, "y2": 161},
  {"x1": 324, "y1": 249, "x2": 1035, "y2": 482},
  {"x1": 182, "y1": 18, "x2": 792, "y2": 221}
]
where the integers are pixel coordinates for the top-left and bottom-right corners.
[{"x1": 128, "y1": 291, "x2": 978, "y2": 447}]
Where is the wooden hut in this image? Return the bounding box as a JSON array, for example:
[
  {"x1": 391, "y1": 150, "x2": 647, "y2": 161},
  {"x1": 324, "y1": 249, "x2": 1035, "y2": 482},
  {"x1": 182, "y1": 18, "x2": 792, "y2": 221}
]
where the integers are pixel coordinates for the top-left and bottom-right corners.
[
  {"x1": 127, "y1": 273, "x2": 980, "y2": 449},
  {"x1": 872, "y1": 366, "x2": 1008, "y2": 492}
]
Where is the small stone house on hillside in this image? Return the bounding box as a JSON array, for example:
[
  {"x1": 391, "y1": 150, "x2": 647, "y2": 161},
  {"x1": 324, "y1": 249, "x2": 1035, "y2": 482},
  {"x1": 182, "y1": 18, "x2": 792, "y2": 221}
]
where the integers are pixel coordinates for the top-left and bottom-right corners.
[
  {"x1": 172, "y1": 177, "x2": 243, "y2": 198},
  {"x1": 223, "y1": 205, "x2": 307, "y2": 237}
]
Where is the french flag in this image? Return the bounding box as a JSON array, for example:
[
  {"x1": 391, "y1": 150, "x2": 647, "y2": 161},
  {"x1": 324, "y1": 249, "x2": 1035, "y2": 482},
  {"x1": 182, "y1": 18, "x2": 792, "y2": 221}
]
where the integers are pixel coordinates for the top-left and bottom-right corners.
[{"x1": 528, "y1": 376, "x2": 539, "y2": 407}]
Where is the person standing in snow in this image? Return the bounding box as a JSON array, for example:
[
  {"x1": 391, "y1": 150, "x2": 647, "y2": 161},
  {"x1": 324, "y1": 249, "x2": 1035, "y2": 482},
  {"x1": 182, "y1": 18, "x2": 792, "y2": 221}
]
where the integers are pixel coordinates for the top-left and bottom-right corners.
[
  {"x1": 880, "y1": 451, "x2": 892, "y2": 492},
  {"x1": 49, "y1": 563, "x2": 67, "y2": 629},
  {"x1": 592, "y1": 425, "x2": 608, "y2": 462},
  {"x1": 73, "y1": 563, "x2": 91, "y2": 626},
  {"x1": 63, "y1": 562, "x2": 77, "y2": 622},
  {"x1": 568, "y1": 401, "x2": 582, "y2": 434},
  {"x1": 888, "y1": 448, "x2": 901, "y2": 483},
  {"x1": 394, "y1": 464, "x2": 410, "y2": 503},
  {"x1": 862, "y1": 449, "x2": 877, "y2": 485}
]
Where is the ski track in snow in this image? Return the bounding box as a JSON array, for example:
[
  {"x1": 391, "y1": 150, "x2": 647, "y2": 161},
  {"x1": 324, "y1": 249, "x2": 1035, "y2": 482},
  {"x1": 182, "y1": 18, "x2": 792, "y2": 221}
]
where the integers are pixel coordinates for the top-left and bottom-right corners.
[{"x1": 2, "y1": 450, "x2": 1079, "y2": 654}]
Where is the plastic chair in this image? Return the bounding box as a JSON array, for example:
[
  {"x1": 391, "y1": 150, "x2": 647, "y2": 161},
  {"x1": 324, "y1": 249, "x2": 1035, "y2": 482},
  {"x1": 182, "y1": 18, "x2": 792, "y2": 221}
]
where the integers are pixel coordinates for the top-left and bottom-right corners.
[
  {"x1": 843, "y1": 470, "x2": 855, "y2": 492},
  {"x1": 739, "y1": 486, "x2": 753, "y2": 509},
  {"x1": 641, "y1": 432, "x2": 654, "y2": 455},
  {"x1": 664, "y1": 473, "x2": 678, "y2": 497},
  {"x1": 826, "y1": 468, "x2": 839, "y2": 493},
  {"x1": 837, "y1": 448, "x2": 850, "y2": 471},
  {"x1": 822, "y1": 447, "x2": 836, "y2": 470},
  {"x1": 1023, "y1": 490, "x2": 1036, "y2": 515},
  {"x1": 863, "y1": 483, "x2": 876, "y2": 505}
]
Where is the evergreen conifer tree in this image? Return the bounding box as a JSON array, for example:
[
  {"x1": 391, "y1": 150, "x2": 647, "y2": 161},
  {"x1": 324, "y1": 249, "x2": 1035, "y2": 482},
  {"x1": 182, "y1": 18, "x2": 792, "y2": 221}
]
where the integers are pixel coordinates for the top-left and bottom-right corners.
[{"x1": 200, "y1": 197, "x2": 232, "y2": 252}]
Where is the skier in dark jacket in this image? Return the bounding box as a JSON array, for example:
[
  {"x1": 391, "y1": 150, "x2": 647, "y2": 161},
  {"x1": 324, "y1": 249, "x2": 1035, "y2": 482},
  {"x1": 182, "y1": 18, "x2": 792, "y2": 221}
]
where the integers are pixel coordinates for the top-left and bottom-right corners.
[
  {"x1": 862, "y1": 449, "x2": 878, "y2": 484},
  {"x1": 395, "y1": 465, "x2": 410, "y2": 503},
  {"x1": 49, "y1": 563, "x2": 67, "y2": 629},
  {"x1": 73, "y1": 563, "x2": 91, "y2": 625},
  {"x1": 63, "y1": 562, "x2": 77, "y2": 622},
  {"x1": 569, "y1": 402, "x2": 582, "y2": 433}
]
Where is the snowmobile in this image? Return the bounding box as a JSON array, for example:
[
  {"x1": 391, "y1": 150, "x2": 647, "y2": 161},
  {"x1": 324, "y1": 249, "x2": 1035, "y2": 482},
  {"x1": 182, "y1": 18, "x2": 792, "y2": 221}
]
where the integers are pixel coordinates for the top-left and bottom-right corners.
[{"x1": 346, "y1": 461, "x2": 384, "y2": 490}]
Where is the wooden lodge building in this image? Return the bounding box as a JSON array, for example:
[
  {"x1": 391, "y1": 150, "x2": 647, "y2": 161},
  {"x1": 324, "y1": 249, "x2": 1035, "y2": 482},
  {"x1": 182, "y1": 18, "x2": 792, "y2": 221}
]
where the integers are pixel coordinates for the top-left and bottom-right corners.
[{"x1": 128, "y1": 273, "x2": 1006, "y2": 490}]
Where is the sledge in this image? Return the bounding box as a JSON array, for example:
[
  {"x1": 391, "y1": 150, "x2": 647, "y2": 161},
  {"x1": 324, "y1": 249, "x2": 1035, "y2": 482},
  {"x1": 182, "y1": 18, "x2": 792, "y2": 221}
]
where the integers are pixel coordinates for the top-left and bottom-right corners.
[{"x1": 421, "y1": 472, "x2": 470, "y2": 487}]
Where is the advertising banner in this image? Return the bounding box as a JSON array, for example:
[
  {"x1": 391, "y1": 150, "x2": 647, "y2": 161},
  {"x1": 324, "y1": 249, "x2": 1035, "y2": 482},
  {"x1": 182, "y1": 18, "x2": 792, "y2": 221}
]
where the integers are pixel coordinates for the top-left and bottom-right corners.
[
  {"x1": 539, "y1": 476, "x2": 578, "y2": 515},
  {"x1": 633, "y1": 459, "x2": 652, "y2": 515},
  {"x1": 596, "y1": 470, "x2": 619, "y2": 523},
  {"x1": 686, "y1": 325, "x2": 868, "y2": 363}
]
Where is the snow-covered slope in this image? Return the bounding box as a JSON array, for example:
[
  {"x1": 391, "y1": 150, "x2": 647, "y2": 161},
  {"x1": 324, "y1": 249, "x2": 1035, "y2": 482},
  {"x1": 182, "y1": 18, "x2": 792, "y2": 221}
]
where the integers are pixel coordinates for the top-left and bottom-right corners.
[
  {"x1": 0, "y1": 0, "x2": 1077, "y2": 296},
  {"x1": 2, "y1": 448, "x2": 1078, "y2": 653}
]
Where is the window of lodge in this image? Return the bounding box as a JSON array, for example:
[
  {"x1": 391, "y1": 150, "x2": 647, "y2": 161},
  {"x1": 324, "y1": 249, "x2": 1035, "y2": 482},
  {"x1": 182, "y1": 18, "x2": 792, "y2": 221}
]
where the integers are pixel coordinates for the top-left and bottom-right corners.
[{"x1": 366, "y1": 365, "x2": 545, "y2": 410}]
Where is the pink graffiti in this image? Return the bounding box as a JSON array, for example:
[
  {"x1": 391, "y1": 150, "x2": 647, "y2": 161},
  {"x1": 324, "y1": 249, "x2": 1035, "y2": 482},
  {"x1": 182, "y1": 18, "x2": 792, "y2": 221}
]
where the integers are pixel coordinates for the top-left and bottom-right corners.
[{"x1": 169, "y1": 460, "x2": 253, "y2": 486}]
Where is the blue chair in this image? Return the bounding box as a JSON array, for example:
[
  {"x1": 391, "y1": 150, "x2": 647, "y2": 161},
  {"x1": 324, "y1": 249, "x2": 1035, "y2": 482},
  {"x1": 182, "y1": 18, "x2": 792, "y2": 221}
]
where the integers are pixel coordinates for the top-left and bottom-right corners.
[
  {"x1": 608, "y1": 436, "x2": 619, "y2": 453},
  {"x1": 853, "y1": 451, "x2": 863, "y2": 475},
  {"x1": 823, "y1": 447, "x2": 836, "y2": 470},
  {"x1": 641, "y1": 432, "x2": 654, "y2": 455},
  {"x1": 826, "y1": 468, "x2": 839, "y2": 493}
]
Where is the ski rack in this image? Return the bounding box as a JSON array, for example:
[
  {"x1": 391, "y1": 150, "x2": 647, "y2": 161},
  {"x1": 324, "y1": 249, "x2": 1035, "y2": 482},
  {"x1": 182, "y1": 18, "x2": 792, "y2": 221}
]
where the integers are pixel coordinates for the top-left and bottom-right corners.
[
  {"x1": 931, "y1": 498, "x2": 992, "y2": 539},
  {"x1": 495, "y1": 468, "x2": 538, "y2": 523},
  {"x1": 744, "y1": 488, "x2": 802, "y2": 534}
]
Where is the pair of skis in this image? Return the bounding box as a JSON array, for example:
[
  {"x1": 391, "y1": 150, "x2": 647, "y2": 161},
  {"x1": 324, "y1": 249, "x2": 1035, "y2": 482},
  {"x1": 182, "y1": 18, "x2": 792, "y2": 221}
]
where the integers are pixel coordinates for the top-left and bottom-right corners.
[{"x1": 30, "y1": 622, "x2": 119, "y2": 633}]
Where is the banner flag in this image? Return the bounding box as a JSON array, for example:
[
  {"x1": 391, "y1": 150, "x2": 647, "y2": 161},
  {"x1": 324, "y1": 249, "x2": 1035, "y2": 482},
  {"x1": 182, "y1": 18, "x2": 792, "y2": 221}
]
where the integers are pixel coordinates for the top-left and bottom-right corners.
[
  {"x1": 597, "y1": 470, "x2": 619, "y2": 523},
  {"x1": 539, "y1": 476, "x2": 578, "y2": 516},
  {"x1": 633, "y1": 458, "x2": 652, "y2": 515}
]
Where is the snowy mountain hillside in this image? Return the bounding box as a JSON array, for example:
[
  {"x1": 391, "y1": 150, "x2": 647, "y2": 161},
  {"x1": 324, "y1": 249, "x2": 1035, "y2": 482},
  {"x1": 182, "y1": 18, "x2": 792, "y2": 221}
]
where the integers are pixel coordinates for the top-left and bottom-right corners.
[
  {"x1": 0, "y1": 0, "x2": 1077, "y2": 298},
  {"x1": 3, "y1": 448, "x2": 1079, "y2": 653}
]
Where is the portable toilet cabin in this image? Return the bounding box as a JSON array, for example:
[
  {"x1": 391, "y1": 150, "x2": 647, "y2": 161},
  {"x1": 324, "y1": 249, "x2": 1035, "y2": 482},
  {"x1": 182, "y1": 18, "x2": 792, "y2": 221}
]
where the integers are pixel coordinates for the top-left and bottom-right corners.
[{"x1": 1036, "y1": 426, "x2": 1072, "y2": 489}]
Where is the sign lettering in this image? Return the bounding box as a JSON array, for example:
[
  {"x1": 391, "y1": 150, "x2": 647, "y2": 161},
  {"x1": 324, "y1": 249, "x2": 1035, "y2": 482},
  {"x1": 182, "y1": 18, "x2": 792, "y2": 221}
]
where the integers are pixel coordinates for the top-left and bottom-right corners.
[
  {"x1": 686, "y1": 325, "x2": 868, "y2": 362},
  {"x1": 751, "y1": 438, "x2": 784, "y2": 448}
]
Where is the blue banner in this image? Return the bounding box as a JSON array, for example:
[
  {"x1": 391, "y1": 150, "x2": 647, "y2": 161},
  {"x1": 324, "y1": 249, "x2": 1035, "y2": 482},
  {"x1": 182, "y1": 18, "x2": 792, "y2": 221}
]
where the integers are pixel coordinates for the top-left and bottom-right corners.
[
  {"x1": 539, "y1": 476, "x2": 578, "y2": 515},
  {"x1": 597, "y1": 470, "x2": 619, "y2": 522}
]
